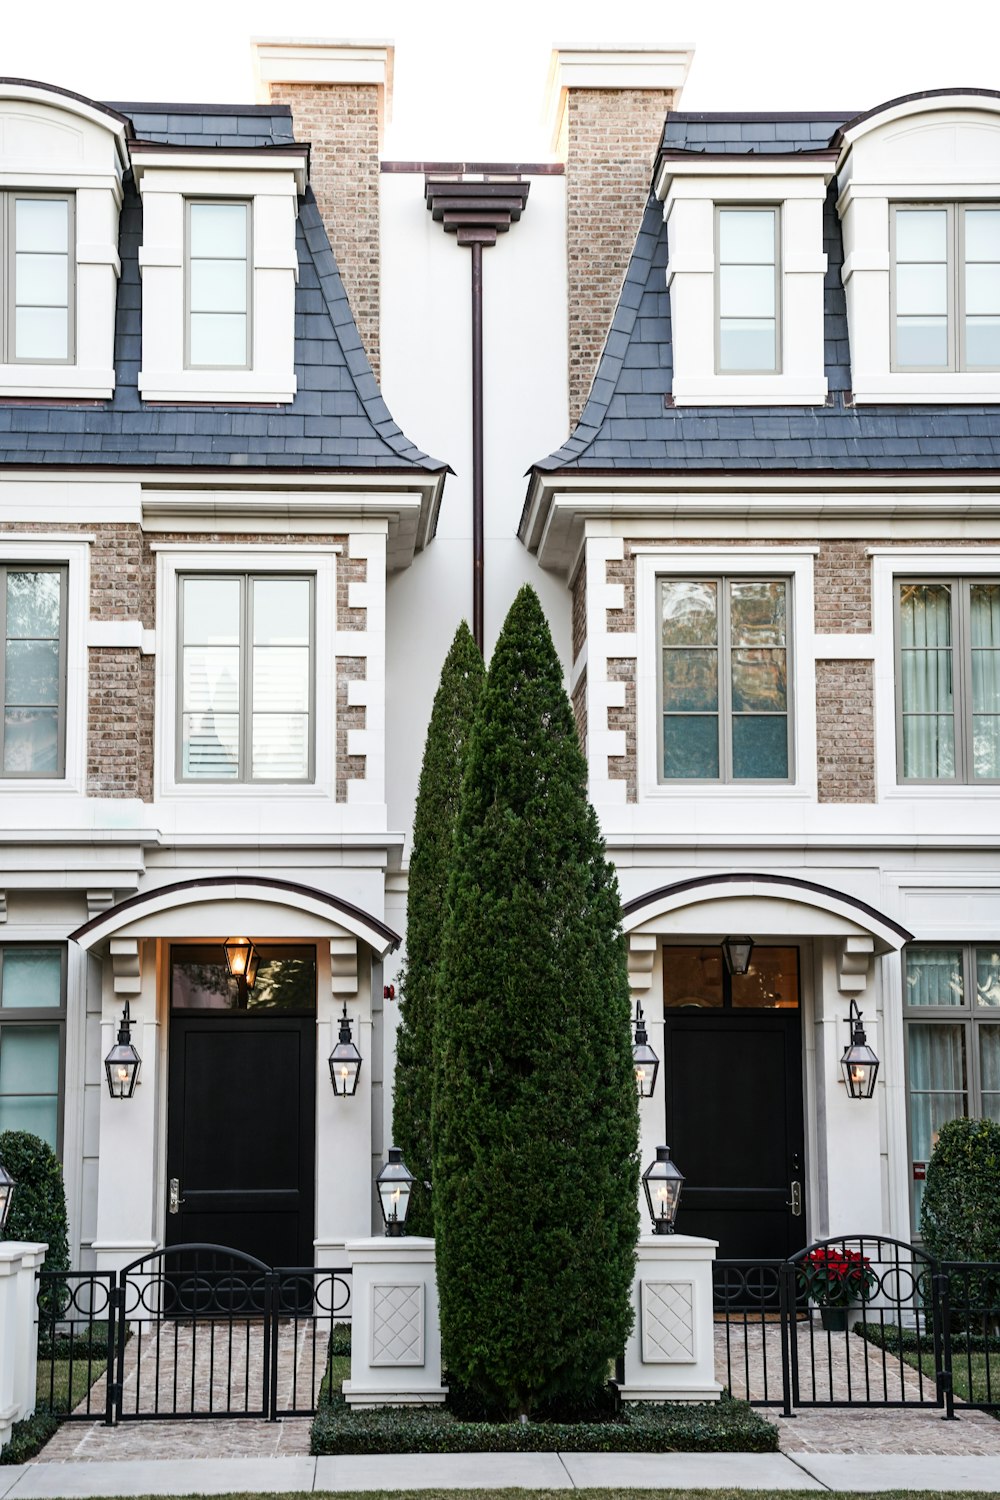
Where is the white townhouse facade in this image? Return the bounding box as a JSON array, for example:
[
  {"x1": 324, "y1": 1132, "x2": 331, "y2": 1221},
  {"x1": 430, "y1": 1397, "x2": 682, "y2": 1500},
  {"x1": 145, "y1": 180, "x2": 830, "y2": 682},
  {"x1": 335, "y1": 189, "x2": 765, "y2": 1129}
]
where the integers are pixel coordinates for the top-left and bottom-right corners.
[{"x1": 0, "y1": 42, "x2": 999, "y2": 1275}]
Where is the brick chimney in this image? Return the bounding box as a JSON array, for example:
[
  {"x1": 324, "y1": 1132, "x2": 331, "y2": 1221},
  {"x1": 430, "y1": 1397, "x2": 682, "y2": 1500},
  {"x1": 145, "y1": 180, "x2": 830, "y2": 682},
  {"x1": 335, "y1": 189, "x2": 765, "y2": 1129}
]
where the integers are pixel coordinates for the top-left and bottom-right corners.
[
  {"x1": 253, "y1": 39, "x2": 393, "y2": 382},
  {"x1": 546, "y1": 47, "x2": 694, "y2": 427}
]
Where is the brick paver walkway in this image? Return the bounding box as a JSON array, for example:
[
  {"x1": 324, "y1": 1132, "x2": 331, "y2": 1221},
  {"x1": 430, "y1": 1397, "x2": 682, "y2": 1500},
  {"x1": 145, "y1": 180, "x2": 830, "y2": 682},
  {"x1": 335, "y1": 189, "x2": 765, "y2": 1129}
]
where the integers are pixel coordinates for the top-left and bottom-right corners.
[{"x1": 34, "y1": 1314, "x2": 1000, "y2": 1461}]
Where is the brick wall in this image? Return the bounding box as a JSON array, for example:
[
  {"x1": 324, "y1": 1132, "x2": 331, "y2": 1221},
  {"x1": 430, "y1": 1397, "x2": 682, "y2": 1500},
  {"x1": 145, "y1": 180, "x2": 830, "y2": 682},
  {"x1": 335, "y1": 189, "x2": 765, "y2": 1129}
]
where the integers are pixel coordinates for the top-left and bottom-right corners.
[
  {"x1": 572, "y1": 673, "x2": 587, "y2": 756},
  {"x1": 571, "y1": 564, "x2": 586, "y2": 661},
  {"x1": 268, "y1": 81, "x2": 382, "y2": 381},
  {"x1": 1, "y1": 523, "x2": 369, "y2": 802},
  {"x1": 816, "y1": 659, "x2": 876, "y2": 803},
  {"x1": 607, "y1": 657, "x2": 637, "y2": 800},
  {"x1": 564, "y1": 87, "x2": 675, "y2": 428}
]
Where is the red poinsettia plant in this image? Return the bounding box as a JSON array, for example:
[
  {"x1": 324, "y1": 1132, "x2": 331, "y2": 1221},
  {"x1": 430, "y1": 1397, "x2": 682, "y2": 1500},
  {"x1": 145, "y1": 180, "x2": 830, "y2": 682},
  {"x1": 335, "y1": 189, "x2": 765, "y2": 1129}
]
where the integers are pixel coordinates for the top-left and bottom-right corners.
[{"x1": 799, "y1": 1246, "x2": 878, "y2": 1308}]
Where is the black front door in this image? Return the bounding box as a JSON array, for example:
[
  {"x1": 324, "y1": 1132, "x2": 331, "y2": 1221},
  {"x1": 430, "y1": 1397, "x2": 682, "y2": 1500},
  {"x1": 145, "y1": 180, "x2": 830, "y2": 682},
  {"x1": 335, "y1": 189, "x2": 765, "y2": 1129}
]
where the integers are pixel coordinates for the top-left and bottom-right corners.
[
  {"x1": 166, "y1": 945, "x2": 316, "y2": 1268},
  {"x1": 662, "y1": 944, "x2": 806, "y2": 1260}
]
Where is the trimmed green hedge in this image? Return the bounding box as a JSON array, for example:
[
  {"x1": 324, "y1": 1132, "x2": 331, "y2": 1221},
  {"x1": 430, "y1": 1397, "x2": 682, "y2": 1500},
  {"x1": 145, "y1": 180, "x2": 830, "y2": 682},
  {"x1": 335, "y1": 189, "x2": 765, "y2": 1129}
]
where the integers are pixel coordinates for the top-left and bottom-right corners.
[
  {"x1": 310, "y1": 1392, "x2": 777, "y2": 1456},
  {"x1": 0, "y1": 1410, "x2": 59, "y2": 1465},
  {"x1": 855, "y1": 1320, "x2": 1000, "y2": 1356}
]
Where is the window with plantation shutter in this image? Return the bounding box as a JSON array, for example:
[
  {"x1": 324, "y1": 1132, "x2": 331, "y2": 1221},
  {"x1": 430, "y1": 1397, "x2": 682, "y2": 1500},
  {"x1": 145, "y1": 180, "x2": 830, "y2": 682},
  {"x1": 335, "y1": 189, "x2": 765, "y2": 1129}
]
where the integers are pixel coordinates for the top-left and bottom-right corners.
[{"x1": 178, "y1": 574, "x2": 314, "y2": 783}]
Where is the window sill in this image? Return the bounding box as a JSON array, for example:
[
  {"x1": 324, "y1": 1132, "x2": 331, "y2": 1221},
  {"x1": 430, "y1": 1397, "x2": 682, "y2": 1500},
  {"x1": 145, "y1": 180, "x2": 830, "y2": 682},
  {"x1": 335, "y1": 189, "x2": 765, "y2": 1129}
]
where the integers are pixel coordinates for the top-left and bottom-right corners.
[
  {"x1": 637, "y1": 783, "x2": 814, "y2": 801},
  {"x1": 0, "y1": 365, "x2": 115, "y2": 400},
  {"x1": 138, "y1": 369, "x2": 297, "y2": 404},
  {"x1": 853, "y1": 374, "x2": 1000, "y2": 403},
  {"x1": 671, "y1": 375, "x2": 828, "y2": 406}
]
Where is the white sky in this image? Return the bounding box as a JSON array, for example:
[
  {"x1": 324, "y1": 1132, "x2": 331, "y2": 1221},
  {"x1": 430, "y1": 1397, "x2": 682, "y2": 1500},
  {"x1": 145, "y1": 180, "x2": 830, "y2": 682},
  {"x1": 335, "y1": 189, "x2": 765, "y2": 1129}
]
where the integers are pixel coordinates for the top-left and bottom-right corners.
[{"x1": 5, "y1": 0, "x2": 1000, "y2": 159}]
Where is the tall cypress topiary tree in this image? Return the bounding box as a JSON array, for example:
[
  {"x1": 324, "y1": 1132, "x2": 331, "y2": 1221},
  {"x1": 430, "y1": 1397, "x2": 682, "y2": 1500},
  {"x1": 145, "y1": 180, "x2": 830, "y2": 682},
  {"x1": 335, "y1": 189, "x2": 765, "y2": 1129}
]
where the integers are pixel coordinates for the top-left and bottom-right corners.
[
  {"x1": 432, "y1": 585, "x2": 639, "y2": 1418},
  {"x1": 392, "y1": 621, "x2": 484, "y2": 1236}
]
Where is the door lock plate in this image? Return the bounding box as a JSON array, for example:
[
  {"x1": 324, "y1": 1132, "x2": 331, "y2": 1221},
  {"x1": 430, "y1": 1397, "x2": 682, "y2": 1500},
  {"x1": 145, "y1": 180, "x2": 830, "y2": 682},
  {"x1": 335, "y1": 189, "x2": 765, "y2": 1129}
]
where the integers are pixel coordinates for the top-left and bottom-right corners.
[
  {"x1": 787, "y1": 1180, "x2": 803, "y2": 1216},
  {"x1": 168, "y1": 1178, "x2": 184, "y2": 1215}
]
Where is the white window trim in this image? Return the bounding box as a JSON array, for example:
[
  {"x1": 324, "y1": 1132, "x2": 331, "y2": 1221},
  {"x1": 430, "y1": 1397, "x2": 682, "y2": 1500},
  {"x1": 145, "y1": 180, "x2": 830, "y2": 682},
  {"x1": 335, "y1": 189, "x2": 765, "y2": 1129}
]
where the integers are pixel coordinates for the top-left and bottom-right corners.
[
  {"x1": 663, "y1": 172, "x2": 830, "y2": 407},
  {"x1": 155, "y1": 546, "x2": 336, "y2": 801},
  {"x1": 0, "y1": 535, "x2": 88, "y2": 795},
  {"x1": 635, "y1": 548, "x2": 817, "y2": 801},
  {"x1": 872, "y1": 548, "x2": 1000, "y2": 800}
]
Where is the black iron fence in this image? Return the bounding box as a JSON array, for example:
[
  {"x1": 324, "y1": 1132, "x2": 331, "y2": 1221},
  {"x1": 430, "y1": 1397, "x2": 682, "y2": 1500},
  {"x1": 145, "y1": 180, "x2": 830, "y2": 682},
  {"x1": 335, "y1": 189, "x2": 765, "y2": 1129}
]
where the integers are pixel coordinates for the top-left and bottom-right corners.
[
  {"x1": 36, "y1": 1244, "x2": 351, "y2": 1425},
  {"x1": 35, "y1": 1234, "x2": 1000, "y2": 1425},
  {"x1": 714, "y1": 1233, "x2": 1000, "y2": 1418}
]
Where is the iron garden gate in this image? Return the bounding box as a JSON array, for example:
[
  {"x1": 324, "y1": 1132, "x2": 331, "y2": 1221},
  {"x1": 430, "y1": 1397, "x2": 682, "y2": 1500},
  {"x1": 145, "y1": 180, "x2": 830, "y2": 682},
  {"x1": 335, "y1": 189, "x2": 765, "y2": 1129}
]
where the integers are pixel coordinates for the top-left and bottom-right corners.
[{"x1": 36, "y1": 1243, "x2": 351, "y2": 1424}]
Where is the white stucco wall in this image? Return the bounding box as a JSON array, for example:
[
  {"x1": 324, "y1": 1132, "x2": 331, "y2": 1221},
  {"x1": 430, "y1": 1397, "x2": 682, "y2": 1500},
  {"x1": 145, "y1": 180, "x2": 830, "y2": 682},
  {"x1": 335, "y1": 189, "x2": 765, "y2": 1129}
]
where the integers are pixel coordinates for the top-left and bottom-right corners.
[{"x1": 379, "y1": 170, "x2": 571, "y2": 849}]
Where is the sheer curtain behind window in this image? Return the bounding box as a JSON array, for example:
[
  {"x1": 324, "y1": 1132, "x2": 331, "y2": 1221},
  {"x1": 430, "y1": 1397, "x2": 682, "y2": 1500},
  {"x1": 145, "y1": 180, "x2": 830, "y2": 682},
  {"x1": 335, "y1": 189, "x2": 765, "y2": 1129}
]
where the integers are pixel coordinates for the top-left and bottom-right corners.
[{"x1": 900, "y1": 583, "x2": 954, "y2": 778}]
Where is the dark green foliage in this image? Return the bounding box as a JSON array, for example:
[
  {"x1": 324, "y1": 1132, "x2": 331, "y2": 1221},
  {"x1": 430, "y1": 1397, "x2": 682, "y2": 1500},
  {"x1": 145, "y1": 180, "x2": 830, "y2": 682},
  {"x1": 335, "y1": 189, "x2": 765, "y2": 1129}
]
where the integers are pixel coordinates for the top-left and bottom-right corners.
[
  {"x1": 0, "y1": 1410, "x2": 59, "y2": 1464},
  {"x1": 855, "y1": 1321, "x2": 1000, "y2": 1356},
  {"x1": 431, "y1": 586, "x2": 639, "y2": 1418},
  {"x1": 0, "y1": 1131, "x2": 69, "y2": 1320},
  {"x1": 920, "y1": 1117, "x2": 1000, "y2": 1263},
  {"x1": 310, "y1": 1392, "x2": 776, "y2": 1456},
  {"x1": 393, "y1": 621, "x2": 484, "y2": 1236}
]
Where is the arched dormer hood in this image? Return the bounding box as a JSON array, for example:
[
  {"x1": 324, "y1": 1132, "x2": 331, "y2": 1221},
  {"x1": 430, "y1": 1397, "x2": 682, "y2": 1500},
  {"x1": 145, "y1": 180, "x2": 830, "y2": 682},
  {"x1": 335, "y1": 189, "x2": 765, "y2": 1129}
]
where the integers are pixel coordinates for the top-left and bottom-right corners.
[{"x1": 0, "y1": 78, "x2": 130, "y2": 398}]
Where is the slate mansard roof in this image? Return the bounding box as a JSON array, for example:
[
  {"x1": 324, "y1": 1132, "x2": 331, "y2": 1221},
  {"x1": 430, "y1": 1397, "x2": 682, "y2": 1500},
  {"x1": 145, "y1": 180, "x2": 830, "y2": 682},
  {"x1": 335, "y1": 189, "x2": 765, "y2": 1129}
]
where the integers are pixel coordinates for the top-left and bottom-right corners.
[
  {"x1": 537, "y1": 107, "x2": 1000, "y2": 475},
  {"x1": 0, "y1": 96, "x2": 444, "y2": 474}
]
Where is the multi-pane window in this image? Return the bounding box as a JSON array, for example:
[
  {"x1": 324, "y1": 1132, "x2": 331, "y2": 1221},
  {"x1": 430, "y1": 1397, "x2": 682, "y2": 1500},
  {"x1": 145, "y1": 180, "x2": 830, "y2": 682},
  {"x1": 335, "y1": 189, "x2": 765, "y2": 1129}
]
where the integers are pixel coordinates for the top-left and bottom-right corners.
[
  {"x1": 716, "y1": 207, "x2": 779, "y2": 373},
  {"x1": 179, "y1": 574, "x2": 313, "y2": 783},
  {"x1": 896, "y1": 579, "x2": 1000, "y2": 782},
  {"x1": 659, "y1": 577, "x2": 791, "y2": 782},
  {"x1": 904, "y1": 943, "x2": 1000, "y2": 1229},
  {"x1": 892, "y1": 205, "x2": 1000, "y2": 371},
  {"x1": 0, "y1": 946, "x2": 65, "y2": 1152},
  {"x1": 0, "y1": 565, "x2": 66, "y2": 777},
  {"x1": 186, "y1": 201, "x2": 251, "y2": 369},
  {"x1": 2, "y1": 192, "x2": 74, "y2": 363}
]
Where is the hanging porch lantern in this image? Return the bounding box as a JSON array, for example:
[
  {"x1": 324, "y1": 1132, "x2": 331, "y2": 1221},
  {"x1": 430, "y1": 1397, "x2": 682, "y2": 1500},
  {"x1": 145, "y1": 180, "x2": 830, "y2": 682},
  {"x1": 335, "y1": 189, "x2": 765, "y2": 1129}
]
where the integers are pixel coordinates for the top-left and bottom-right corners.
[
  {"x1": 722, "y1": 935, "x2": 754, "y2": 977},
  {"x1": 632, "y1": 1001, "x2": 659, "y2": 1098},
  {"x1": 223, "y1": 936, "x2": 258, "y2": 986},
  {"x1": 329, "y1": 1003, "x2": 363, "y2": 1096},
  {"x1": 0, "y1": 1156, "x2": 15, "y2": 1233},
  {"x1": 841, "y1": 999, "x2": 880, "y2": 1099},
  {"x1": 376, "y1": 1147, "x2": 415, "y2": 1236},
  {"x1": 104, "y1": 1001, "x2": 142, "y2": 1100},
  {"x1": 642, "y1": 1145, "x2": 685, "y2": 1235}
]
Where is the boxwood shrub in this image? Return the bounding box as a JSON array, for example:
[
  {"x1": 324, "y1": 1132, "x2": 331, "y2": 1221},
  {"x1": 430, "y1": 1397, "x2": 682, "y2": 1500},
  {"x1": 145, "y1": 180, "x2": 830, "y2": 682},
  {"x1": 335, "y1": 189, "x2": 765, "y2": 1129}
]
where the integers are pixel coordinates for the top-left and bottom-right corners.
[
  {"x1": 0, "y1": 1130, "x2": 69, "y2": 1323},
  {"x1": 0, "y1": 1411, "x2": 59, "y2": 1465},
  {"x1": 310, "y1": 1391, "x2": 777, "y2": 1456}
]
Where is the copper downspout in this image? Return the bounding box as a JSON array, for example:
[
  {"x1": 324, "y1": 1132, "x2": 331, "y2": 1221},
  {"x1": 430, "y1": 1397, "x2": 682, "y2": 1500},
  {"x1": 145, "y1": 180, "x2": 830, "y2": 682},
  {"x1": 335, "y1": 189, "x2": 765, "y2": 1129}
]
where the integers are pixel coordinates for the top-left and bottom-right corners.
[{"x1": 425, "y1": 177, "x2": 530, "y2": 652}]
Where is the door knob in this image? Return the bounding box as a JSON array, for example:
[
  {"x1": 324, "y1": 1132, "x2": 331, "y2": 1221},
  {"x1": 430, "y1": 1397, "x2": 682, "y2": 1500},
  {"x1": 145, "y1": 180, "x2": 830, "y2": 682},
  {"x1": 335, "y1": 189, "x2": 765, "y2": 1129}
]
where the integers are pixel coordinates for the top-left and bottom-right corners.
[
  {"x1": 786, "y1": 1180, "x2": 803, "y2": 1216},
  {"x1": 168, "y1": 1178, "x2": 185, "y2": 1214}
]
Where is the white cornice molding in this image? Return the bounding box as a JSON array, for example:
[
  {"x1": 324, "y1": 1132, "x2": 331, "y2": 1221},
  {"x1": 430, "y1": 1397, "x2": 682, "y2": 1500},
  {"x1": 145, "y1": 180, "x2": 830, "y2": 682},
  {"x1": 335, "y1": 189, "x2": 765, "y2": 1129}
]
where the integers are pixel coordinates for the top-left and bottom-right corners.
[
  {"x1": 835, "y1": 93, "x2": 1000, "y2": 169},
  {"x1": 131, "y1": 148, "x2": 308, "y2": 195},
  {"x1": 251, "y1": 37, "x2": 394, "y2": 128},
  {"x1": 657, "y1": 155, "x2": 835, "y2": 200},
  {"x1": 0, "y1": 82, "x2": 130, "y2": 171},
  {"x1": 544, "y1": 45, "x2": 694, "y2": 153}
]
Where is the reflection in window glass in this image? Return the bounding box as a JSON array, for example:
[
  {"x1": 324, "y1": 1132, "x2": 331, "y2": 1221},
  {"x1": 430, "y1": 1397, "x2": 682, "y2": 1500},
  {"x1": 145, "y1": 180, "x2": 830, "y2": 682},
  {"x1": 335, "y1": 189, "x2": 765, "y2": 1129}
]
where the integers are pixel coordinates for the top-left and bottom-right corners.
[
  {"x1": 907, "y1": 1022, "x2": 967, "y2": 1226},
  {"x1": 660, "y1": 577, "x2": 788, "y2": 782},
  {"x1": 895, "y1": 208, "x2": 949, "y2": 369},
  {"x1": 970, "y1": 585, "x2": 1000, "y2": 779},
  {"x1": 2, "y1": 568, "x2": 65, "y2": 777},
  {"x1": 663, "y1": 945, "x2": 798, "y2": 1009},
  {"x1": 187, "y1": 202, "x2": 249, "y2": 368},
  {"x1": 0, "y1": 945, "x2": 63, "y2": 1153},
  {"x1": 179, "y1": 574, "x2": 312, "y2": 783},
  {"x1": 718, "y1": 208, "x2": 778, "y2": 372},
  {"x1": 964, "y1": 209, "x2": 1000, "y2": 369},
  {"x1": 171, "y1": 945, "x2": 317, "y2": 1012},
  {"x1": 905, "y1": 945, "x2": 965, "y2": 1006},
  {"x1": 981, "y1": 1025, "x2": 1000, "y2": 1122},
  {"x1": 976, "y1": 947, "x2": 1000, "y2": 1008},
  {"x1": 13, "y1": 197, "x2": 71, "y2": 362}
]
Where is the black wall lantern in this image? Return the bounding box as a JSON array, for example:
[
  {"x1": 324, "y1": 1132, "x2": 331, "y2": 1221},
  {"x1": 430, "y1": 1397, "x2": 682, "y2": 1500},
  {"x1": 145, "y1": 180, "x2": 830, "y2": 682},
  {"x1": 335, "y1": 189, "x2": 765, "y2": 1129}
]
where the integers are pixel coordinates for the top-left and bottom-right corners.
[
  {"x1": 642, "y1": 1144, "x2": 685, "y2": 1234},
  {"x1": 329, "y1": 1003, "x2": 362, "y2": 1096},
  {"x1": 841, "y1": 999, "x2": 880, "y2": 1099},
  {"x1": 104, "y1": 1001, "x2": 142, "y2": 1100},
  {"x1": 376, "y1": 1147, "x2": 415, "y2": 1236},
  {"x1": 632, "y1": 1001, "x2": 659, "y2": 1098},
  {"x1": 0, "y1": 1156, "x2": 15, "y2": 1233},
  {"x1": 722, "y1": 935, "x2": 754, "y2": 977},
  {"x1": 224, "y1": 936, "x2": 258, "y2": 983}
]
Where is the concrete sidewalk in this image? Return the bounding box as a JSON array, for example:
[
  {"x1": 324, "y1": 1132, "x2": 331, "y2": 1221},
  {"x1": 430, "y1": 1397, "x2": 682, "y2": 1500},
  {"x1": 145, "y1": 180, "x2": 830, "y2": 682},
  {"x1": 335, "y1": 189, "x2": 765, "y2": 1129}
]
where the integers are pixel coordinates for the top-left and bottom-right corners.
[{"x1": 2, "y1": 1450, "x2": 1000, "y2": 1494}]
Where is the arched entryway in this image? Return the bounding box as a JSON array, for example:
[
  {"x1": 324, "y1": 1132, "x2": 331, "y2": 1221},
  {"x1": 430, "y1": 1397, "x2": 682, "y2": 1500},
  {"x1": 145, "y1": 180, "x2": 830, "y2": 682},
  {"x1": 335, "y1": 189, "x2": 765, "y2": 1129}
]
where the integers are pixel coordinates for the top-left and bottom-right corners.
[
  {"x1": 70, "y1": 876, "x2": 399, "y2": 1276},
  {"x1": 623, "y1": 873, "x2": 912, "y2": 1258}
]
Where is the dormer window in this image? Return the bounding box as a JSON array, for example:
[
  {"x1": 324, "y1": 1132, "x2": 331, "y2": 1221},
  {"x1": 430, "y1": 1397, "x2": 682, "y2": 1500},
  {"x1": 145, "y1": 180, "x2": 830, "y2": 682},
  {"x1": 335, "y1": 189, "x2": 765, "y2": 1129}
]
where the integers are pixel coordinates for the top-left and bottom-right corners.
[
  {"x1": 186, "y1": 200, "x2": 251, "y2": 370},
  {"x1": 4, "y1": 192, "x2": 74, "y2": 365},
  {"x1": 892, "y1": 205, "x2": 1000, "y2": 373}
]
